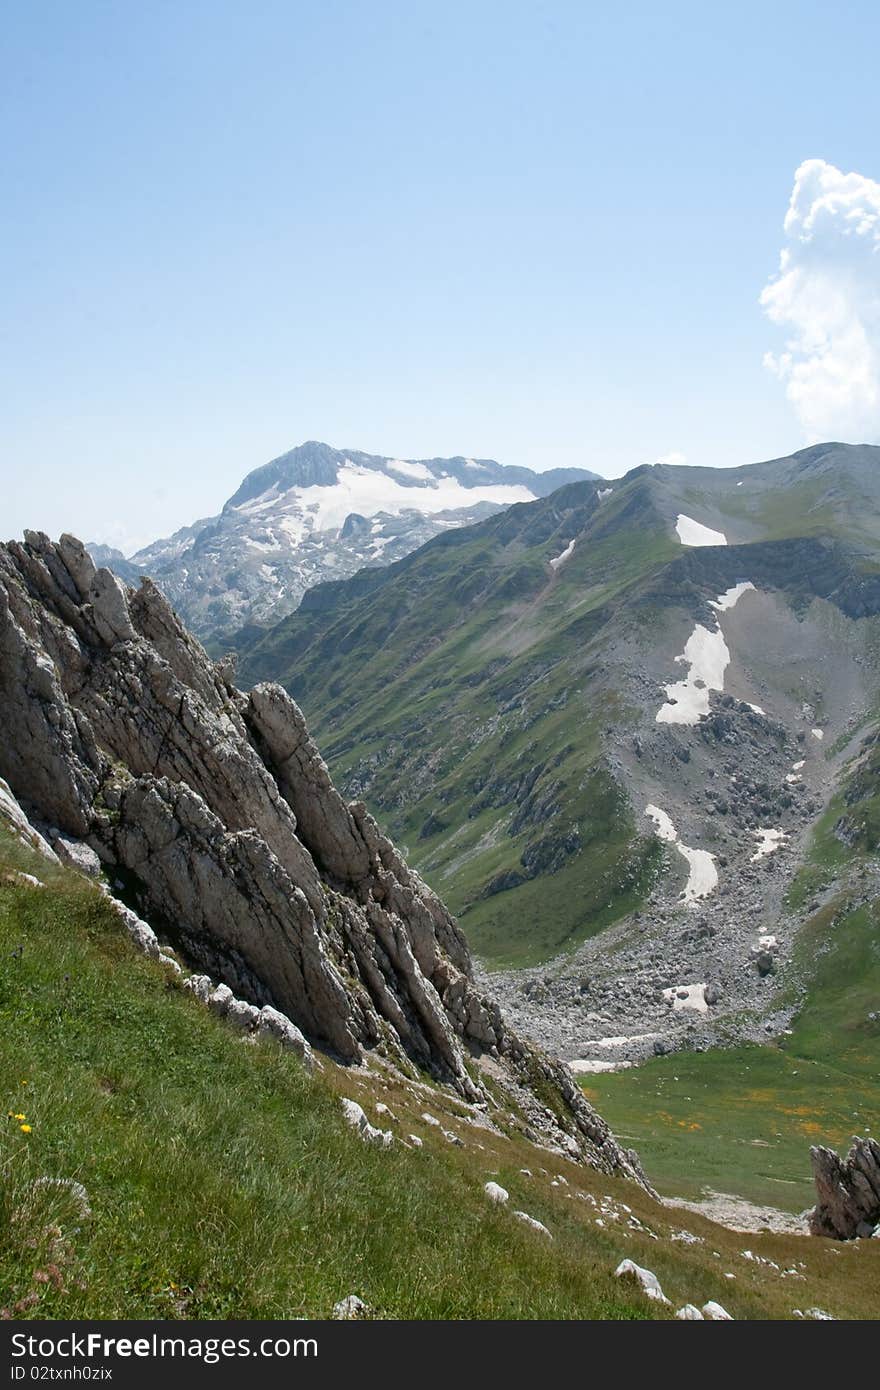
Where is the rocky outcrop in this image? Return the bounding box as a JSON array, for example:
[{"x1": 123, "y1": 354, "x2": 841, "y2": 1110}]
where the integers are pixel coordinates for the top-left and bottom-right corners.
[
  {"x1": 0, "y1": 531, "x2": 648, "y2": 1187},
  {"x1": 809, "y1": 1137, "x2": 880, "y2": 1239}
]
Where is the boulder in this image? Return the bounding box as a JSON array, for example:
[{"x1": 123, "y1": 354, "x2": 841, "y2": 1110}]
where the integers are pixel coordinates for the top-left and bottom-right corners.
[
  {"x1": 0, "y1": 777, "x2": 59, "y2": 862},
  {"x1": 184, "y1": 974, "x2": 214, "y2": 1004},
  {"x1": 702, "y1": 1301, "x2": 733, "y2": 1320},
  {"x1": 53, "y1": 836, "x2": 102, "y2": 876},
  {"x1": 614, "y1": 1259, "x2": 670, "y2": 1304},
  {"x1": 484, "y1": 1181, "x2": 509, "y2": 1205}
]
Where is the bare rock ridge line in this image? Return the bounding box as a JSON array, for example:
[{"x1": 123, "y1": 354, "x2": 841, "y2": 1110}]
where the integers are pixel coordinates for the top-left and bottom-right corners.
[{"x1": 0, "y1": 531, "x2": 648, "y2": 1187}]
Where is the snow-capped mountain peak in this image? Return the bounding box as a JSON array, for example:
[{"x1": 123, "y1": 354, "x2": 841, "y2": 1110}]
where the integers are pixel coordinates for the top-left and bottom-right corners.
[{"x1": 103, "y1": 442, "x2": 600, "y2": 641}]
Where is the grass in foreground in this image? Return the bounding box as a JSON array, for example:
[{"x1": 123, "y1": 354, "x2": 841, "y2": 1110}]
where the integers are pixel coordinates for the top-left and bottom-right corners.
[{"x1": 2, "y1": 831, "x2": 878, "y2": 1319}]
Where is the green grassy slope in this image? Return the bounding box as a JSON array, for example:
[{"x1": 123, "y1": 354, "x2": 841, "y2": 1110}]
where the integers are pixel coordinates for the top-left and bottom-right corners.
[{"x1": 2, "y1": 832, "x2": 878, "y2": 1320}]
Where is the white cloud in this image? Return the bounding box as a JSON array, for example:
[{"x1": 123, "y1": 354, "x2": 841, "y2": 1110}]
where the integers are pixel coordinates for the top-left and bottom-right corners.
[
  {"x1": 656, "y1": 451, "x2": 687, "y2": 466},
  {"x1": 761, "y1": 159, "x2": 880, "y2": 442}
]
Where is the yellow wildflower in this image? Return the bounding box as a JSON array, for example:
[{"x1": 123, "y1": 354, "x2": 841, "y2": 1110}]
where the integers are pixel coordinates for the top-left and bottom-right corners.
[
  {"x1": 13, "y1": 1113, "x2": 26, "y2": 1122},
  {"x1": 20, "y1": 1124, "x2": 32, "y2": 1134}
]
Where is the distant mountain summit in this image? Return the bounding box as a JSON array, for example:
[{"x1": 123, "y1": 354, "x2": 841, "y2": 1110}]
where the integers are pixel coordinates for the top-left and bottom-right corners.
[{"x1": 99, "y1": 442, "x2": 600, "y2": 641}]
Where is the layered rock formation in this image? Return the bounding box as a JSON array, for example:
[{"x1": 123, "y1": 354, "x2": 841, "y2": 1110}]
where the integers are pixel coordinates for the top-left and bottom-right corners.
[
  {"x1": 0, "y1": 531, "x2": 647, "y2": 1185},
  {"x1": 809, "y1": 1137, "x2": 880, "y2": 1239}
]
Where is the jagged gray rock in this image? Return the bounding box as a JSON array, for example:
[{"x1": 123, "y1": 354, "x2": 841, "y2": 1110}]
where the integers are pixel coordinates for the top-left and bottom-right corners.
[
  {"x1": 102, "y1": 893, "x2": 160, "y2": 959},
  {"x1": 809, "y1": 1137, "x2": 880, "y2": 1239},
  {"x1": 256, "y1": 1005, "x2": 315, "y2": 1067},
  {"x1": 0, "y1": 531, "x2": 649, "y2": 1187}
]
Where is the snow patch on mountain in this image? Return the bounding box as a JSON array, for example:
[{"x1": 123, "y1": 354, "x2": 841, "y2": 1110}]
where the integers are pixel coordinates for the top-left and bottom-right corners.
[
  {"x1": 751, "y1": 828, "x2": 786, "y2": 860},
  {"x1": 657, "y1": 582, "x2": 757, "y2": 725},
  {"x1": 549, "y1": 538, "x2": 576, "y2": 571},
  {"x1": 663, "y1": 983, "x2": 709, "y2": 1013},
  {"x1": 675, "y1": 514, "x2": 728, "y2": 547},
  {"x1": 644, "y1": 805, "x2": 718, "y2": 904},
  {"x1": 253, "y1": 462, "x2": 537, "y2": 533},
  {"x1": 656, "y1": 625, "x2": 731, "y2": 724},
  {"x1": 710, "y1": 581, "x2": 755, "y2": 612},
  {"x1": 385, "y1": 459, "x2": 433, "y2": 480}
]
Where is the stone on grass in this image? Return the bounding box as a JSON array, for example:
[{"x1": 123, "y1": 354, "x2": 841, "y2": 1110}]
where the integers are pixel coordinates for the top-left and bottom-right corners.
[
  {"x1": 184, "y1": 974, "x2": 214, "y2": 1003},
  {"x1": 54, "y1": 836, "x2": 102, "y2": 877},
  {"x1": 340, "y1": 1098, "x2": 393, "y2": 1148},
  {"x1": 225, "y1": 996, "x2": 261, "y2": 1031},
  {"x1": 702, "y1": 1301, "x2": 733, "y2": 1320},
  {"x1": 332, "y1": 1294, "x2": 369, "y2": 1320},
  {"x1": 207, "y1": 984, "x2": 234, "y2": 1017},
  {"x1": 513, "y1": 1210, "x2": 552, "y2": 1237},
  {"x1": 484, "y1": 1181, "x2": 509, "y2": 1204},
  {"x1": 614, "y1": 1259, "x2": 670, "y2": 1304}
]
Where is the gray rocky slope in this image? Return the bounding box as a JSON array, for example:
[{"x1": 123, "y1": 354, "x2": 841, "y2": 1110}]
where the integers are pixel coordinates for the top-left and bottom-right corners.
[{"x1": 0, "y1": 530, "x2": 645, "y2": 1186}]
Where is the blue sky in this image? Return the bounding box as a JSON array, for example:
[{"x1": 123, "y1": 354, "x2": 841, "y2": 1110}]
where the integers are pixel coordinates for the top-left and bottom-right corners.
[{"x1": 3, "y1": 1, "x2": 879, "y2": 550}]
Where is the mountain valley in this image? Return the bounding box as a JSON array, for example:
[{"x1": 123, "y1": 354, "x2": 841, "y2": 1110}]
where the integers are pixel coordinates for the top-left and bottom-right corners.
[{"x1": 233, "y1": 443, "x2": 880, "y2": 1102}]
